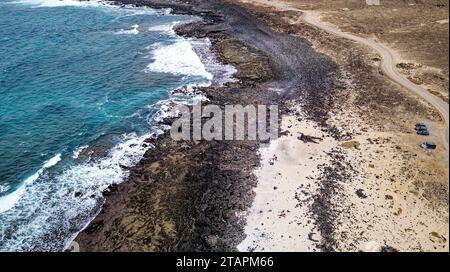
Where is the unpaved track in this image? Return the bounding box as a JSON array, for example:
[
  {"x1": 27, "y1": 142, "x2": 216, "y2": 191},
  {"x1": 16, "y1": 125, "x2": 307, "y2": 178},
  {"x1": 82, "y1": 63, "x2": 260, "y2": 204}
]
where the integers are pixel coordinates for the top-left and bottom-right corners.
[
  {"x1": 244, "y1": 0, "x2": 449, "y2": 148},
  {"x1": 302, "y1": 11, "x2": 449, "y2": 148}
]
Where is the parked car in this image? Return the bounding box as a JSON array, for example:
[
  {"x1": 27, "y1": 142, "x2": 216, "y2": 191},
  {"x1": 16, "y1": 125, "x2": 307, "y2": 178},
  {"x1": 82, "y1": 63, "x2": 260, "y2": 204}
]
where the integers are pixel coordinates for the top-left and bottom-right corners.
[
  {"x1": 415, "y1": 124, "x2": 427, "y2": 131},
  {"x1": 420, "y1": 142, "x2": 437, "y2": 150},
  {"x1": 417, "y1": 130, "x2": 430, "y2": 136}
]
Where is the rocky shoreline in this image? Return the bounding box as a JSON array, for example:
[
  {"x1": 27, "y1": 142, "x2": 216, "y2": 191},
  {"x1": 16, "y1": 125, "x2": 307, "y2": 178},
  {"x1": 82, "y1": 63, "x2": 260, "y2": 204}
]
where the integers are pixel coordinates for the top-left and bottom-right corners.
[
  {"x1": 74, "y1": 0, "x2": 449, "y2": 252},
  {"x1": 74, "y1": 0, "x2": 342, "y2": 251}
]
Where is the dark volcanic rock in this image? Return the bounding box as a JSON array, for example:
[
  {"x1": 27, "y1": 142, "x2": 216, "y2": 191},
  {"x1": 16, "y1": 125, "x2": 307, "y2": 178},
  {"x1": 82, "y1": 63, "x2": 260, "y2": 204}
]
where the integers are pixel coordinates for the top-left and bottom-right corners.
[
  {"x1": 74, "y1": 0, "x2": 338, "y2": 252},
  {"x1": 380, "y1": 245, "x2": 399, "y2": 252},
  {"x1": 356, "y1": 189, "x2": 368, "y2": 199}
]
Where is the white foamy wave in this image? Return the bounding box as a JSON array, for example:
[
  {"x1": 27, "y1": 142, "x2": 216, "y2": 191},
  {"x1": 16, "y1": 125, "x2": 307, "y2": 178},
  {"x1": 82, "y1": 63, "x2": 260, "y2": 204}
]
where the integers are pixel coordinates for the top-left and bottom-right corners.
[
  {"x1": 72, "y1": 145, "x2": 89, "y2": 159},
  {"x1": 11, "y1": 0, "x2": 105, "y2": 8},
  {"x1": 146, "y1": 83, "x2": 210, "y2": 130},
  {"x1": 190, "y1": 38, "x2": 237, "y2": 86},
  {"x1": 0, "y1": 185, "x2": 10, "y2": 194},
  {"x1": 23, "y1": 172, "x2": 40, "y2": 185},
  {"x1": 60, "y1": 134, "x2": 149, "y2": 188},
  {"x1": 115, "y1": 24, "x2": 139, "y2": 35},
  {"x1": 10, "y1": 0, "x2": 170, "y2": 17},
  {"x1": 0, "y1": 186, "x2": 25, "y2": 213},
  {"x1": 0, "y1": 0, "x2": 237, "y2": 250},
  {"x1": 148, "y1": 21, "x2": 182, "y2": 36},
  {"x1": 42, "y1": 153, "x2": 62, "y2": 169},
  {"x1": 0, "y1": 133, "x2": 156, "y2": 251},
  {"x1": 0, "y1": 153, "x2": 61, "y2": 213},
  {"x1": 146, "y1": 39, "x2": 213, "y2": 81},
  {"x1": 120, "y1": 6, "x2": 171, "y2": 17}
]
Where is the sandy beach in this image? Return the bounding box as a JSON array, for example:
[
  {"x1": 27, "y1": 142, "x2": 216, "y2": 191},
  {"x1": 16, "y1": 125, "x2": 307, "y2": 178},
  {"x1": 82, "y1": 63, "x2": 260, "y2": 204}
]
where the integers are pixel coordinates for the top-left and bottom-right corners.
[
  {"x1": 73, "y1": 0, "x2": 449, "y2": 252},
  {"x1": 234, "y1": 0, "x2": 449, "y2": 252},
  {"x1": 237, "y1": 106, "x2": 334, "y2": 252}
]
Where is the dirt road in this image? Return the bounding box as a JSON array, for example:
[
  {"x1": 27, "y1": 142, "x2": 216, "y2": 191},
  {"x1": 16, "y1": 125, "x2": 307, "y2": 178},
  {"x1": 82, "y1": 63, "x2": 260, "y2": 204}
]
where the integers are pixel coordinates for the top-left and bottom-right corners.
[
  {"x1": 302, "y1": 11, "x2": 449, "y2": 148},
  {"x1": 243, "y1": 0, "x2": 449, "y2": 147}
]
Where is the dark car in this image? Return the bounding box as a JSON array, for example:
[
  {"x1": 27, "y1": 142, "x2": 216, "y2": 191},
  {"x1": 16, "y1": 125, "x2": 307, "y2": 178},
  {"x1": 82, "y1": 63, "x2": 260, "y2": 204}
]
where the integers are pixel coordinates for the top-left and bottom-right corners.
[
  {"x1": 420, "y1": 142, "x2": 437, "y2": 150},
  {"x1": 415, "y1": 124, "x2": 427, "y2": 131},
  {"x1": 417, "y1": 130, "x2": 430, "y2": 136}
]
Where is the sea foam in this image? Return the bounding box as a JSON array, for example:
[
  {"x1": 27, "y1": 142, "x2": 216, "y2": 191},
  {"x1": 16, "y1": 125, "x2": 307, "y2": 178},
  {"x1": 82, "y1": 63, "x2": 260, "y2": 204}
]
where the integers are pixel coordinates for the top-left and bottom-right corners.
[
  {"x1": 146, "y1": 39, "x2": 213, "y2": 81},
  {"x1": 115, "y1": 24, "x2": 139, "y2": 35},
  {"x1": 148, "y1": 21, "x2": 185, "y2": 36},
  {"x1": 0, "y1": 186, "x2": 25, "y2": 214},
  {"x1": 0, "y1": 0, "x2": 236, "y2": 251},
  {"x1": 11, "y1": 0, "x2": 104, "y2": 8},
  {"x1": 72, "y1": 145, "x2": 89, "y2": 159},
  {"x1": 0, "y1": 153, "x2": 61, "y2": 213},
  {"x1": 10, "y1": 0, "x2": 170, "y2": 16},
  {"x1": 0, "y1": 133, "x2": 155, "y2": 251}
]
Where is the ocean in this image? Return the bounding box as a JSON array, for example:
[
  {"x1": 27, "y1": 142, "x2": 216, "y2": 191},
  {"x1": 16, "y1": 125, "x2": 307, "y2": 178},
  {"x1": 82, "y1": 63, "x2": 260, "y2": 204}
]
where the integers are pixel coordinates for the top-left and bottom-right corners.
[{"x1": 0, "y1": 0, "x2": 234, "y2": 251}]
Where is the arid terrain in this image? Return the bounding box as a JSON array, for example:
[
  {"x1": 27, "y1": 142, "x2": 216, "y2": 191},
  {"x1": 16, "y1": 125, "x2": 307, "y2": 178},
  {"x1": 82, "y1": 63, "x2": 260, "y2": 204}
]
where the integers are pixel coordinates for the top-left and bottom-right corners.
[
  {"x1": 280, "y1": 0, "x2": 449, "y2": 102},
  {"x1": 73, "y1": 0, "x2": 449, "y2": 252},
  {"x1": 238, "y1": 0, "x2": 449, "y2": 251}
]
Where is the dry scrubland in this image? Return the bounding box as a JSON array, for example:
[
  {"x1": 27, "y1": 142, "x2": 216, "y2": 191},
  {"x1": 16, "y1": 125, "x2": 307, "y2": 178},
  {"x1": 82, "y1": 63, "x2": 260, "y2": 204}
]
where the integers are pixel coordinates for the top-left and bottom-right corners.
[
  {"x1": 238, "y1": 0, "x2": 449, "y2": 251},
  {"x1": 284, "y1": 0, "x2": 449, "y2": 102}
]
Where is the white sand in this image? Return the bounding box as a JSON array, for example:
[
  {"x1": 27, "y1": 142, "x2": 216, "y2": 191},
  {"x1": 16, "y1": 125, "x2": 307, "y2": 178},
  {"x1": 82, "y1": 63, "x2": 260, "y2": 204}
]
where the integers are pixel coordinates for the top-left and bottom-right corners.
[{"x1": 238, "y1": 107, "x2": 336, "y2": 251}]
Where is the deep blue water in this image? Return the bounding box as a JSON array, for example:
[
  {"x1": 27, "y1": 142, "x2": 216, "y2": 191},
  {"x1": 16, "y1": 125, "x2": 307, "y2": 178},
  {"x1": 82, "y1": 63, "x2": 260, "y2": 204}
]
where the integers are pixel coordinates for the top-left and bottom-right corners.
[{"x1": 0, "y1": 0, "x2": 218, "y2": 251}]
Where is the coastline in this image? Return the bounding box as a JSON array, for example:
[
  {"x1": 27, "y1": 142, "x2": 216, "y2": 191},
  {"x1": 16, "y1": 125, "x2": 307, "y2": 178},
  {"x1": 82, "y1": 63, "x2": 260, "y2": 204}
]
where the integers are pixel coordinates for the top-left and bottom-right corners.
[
  {"x1": 74, "y1": 0, "x2": 337, "y2": 251},
  {"x1": 73, "y1": 0, "x2": 449, "y2": 252}
]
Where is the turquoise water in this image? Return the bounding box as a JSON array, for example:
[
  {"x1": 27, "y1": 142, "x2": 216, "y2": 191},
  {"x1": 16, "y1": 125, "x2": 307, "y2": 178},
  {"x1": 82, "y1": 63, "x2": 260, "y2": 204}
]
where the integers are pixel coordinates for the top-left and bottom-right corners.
[{"x1": 0, "y1": 0, "x2": 220, "y2": 251}]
